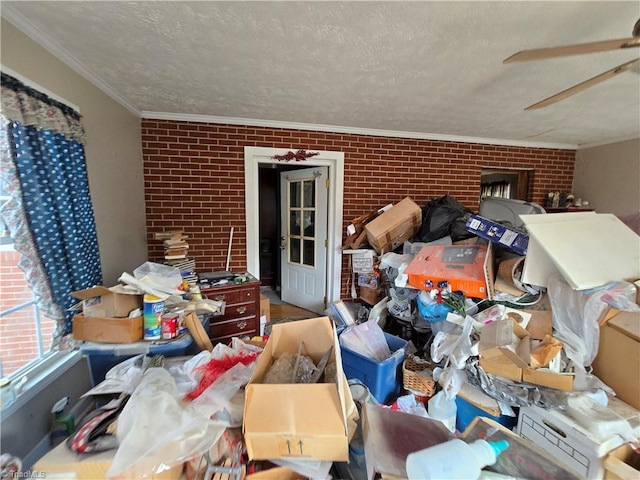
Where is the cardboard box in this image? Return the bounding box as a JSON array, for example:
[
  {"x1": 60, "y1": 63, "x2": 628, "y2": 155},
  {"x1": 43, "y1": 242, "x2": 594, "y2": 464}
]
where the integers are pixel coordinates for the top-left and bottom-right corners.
[
  {"x1": 478, "y1": 318, "x2": 574, "y2": 391},
  {"x1": 465, "y1": 213, "x2": 529, "y2": 255},
  {"x1": 405, "y1": 243, "x2": 494, "y2": 298},
  {"x1": 365, "y1": 197, "x2": 422, "y2": 254},
  {"x1": 70, "y1": 286, "x2": 142, "y2": 318},
  {"x1": 604, "y1": 444, "x2": 640, "y2": 480},
  {"x1": 33, "y1": 439, "x2": 183, "y2": 480},
  {"x1": 517, "y1": 403, "x2": 635, "y2": 479},
  {"x1": 72, "y1": 313, "x2": 143, "y2": 343},
  {"x1": 479, "y1": 318, "x2": 531, "y2": 382},
  {"x1": 592, "y1": 310, "x2": 640, "y2": 410},
  {"x1": 243, "y1": 316, "x2": 355, "y2": 462}
]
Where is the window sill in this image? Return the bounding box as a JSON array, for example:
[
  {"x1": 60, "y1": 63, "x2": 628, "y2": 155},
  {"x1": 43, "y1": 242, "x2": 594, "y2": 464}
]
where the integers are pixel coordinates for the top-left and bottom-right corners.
[{"x1": 1, "y1": 350, "x2": 83, "y2": 418}]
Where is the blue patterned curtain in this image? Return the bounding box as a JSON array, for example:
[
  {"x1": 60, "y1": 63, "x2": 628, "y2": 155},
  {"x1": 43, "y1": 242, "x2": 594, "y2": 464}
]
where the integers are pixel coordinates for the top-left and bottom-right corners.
[{"x1": 0, "y1": 72, "x2": 102, "y2": 348}]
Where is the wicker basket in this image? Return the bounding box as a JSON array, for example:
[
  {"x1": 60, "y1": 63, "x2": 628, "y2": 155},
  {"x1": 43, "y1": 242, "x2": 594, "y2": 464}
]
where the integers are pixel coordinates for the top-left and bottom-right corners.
[{"x1": 402, "y1": 357, "x2": 436, "y2": 397}]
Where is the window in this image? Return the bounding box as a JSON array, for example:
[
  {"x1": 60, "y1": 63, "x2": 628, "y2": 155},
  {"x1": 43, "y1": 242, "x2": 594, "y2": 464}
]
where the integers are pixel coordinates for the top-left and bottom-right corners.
[{"x1": 1, "y1": 70, "x2": 101, "y2": 401}]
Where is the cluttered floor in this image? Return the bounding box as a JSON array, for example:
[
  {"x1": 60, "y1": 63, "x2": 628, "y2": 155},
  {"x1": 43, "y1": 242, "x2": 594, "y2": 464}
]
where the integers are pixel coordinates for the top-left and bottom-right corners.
[{"x1": 26, "y1": 196, "x2": 640, "y2": 480}]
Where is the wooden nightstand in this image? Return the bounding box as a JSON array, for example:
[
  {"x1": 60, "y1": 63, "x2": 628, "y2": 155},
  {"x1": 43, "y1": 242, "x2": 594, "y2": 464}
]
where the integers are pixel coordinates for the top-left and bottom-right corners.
[{"x1": 200, "y1": 276, "x2": 261, "y2": 345}]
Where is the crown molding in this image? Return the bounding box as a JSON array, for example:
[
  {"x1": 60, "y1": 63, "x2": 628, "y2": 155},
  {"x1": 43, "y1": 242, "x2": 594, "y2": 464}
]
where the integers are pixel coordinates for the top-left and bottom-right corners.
[
  {"x1": 142, "y1": 111, "x2": 577, "y2": 150},
  {"x1": 2, "y1": 5, "x2": 141, "y2": 117},
  {"x1": 577, "y1": 135, "x2": 640, "y2": 150}
]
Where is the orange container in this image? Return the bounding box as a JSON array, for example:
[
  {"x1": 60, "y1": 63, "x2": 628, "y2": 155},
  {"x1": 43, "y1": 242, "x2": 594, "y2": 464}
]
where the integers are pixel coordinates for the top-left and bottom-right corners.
[{"x1": 405, "y1": 244, "x2": 492, "y2": 298}]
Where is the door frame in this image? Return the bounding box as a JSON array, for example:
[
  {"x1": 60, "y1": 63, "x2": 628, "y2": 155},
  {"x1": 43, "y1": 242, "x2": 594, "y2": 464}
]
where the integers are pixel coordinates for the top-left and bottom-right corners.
[{"x1": 244, "y1": 146, "x2": 344, "y2": 304}]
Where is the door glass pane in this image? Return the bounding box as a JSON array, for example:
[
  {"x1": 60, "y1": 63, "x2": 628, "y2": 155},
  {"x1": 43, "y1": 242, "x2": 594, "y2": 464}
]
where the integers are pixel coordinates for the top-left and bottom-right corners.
[
  {"x1": 290, "y1": 211, "x2": 301, "y2": 236},
  {"x1": 303, "y1": 239, "x2": 315, "y2": 266},
  {"x1": 290, "y1": 181, "x2": 301, "y2": 208},
  {"x1": 290, "y1": 238, "x2": 301, "y2": 264},
  {"x1": 303, "y1": 179, "x2": 315, "y2": 207},
  {"x1": 303, "y1": 211, "x2": 315, "y2": 237}
]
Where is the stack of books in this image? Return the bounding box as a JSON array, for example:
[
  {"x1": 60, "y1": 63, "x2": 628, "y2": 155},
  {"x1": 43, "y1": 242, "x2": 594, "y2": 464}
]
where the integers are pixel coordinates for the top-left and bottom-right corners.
[
  {"x1": 154, "y1": 230, "x2": 198, "y2": 288},
  {"x1": 155, "y1": 230, "x2": 189, "y2": 260}
]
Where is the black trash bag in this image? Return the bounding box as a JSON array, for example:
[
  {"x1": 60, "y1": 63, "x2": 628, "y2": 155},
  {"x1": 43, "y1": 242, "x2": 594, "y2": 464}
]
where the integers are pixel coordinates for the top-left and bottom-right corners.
[{"x1": 414, "y1": 195, "x2": 474, "y2": 243}]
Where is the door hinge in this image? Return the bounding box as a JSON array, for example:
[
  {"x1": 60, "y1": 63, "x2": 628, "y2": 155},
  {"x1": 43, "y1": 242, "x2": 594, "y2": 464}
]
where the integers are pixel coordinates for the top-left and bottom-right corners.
[
  {"x1": 324, "y1": 239, "x2": 328, "y2": 248},
  {"x1": 325, "y1": 178, "x2": 330, "y2": 189},
  {"x1": 323, "y1": 296, "x2": 327, "y2": 306}
]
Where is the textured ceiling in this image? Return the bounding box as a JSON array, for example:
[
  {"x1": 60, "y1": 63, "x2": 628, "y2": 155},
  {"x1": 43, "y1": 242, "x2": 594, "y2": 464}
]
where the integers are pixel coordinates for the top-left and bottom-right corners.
[{"x1": 3, "y1": 1, "x2": 640, "y2": 148}]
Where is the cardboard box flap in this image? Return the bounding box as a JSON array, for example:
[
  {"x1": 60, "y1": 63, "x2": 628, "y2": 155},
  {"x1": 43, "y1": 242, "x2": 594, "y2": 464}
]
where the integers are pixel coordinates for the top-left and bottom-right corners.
[{"x1": 70, "y1": 286, "x2": 112, "y2": 300}]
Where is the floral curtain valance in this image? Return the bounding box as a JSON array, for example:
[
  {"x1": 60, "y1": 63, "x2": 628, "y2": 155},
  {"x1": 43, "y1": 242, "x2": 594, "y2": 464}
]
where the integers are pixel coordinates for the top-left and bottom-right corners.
[{"x1": 1, "y1": 72, "x2": 85, "y2": 144}]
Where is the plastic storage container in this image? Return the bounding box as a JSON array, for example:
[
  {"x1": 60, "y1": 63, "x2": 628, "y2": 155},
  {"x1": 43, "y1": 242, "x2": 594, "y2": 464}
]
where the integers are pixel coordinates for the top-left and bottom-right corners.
[
  {"x1": 455, "y1": 395, "x2": 517, "y2": 433},
  {"x1": 340, "y1": 332, "x2": 407, "y2": 404},
  {"x1": 80, "y1": 333, "x2": 197, "y2": 385}
]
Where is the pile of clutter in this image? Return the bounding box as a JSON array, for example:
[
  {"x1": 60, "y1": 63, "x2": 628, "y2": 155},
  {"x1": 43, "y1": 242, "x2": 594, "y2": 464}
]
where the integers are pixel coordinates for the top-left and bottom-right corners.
[{"x1": 333, "y1": 194, "x2": 640, "y2": 479}]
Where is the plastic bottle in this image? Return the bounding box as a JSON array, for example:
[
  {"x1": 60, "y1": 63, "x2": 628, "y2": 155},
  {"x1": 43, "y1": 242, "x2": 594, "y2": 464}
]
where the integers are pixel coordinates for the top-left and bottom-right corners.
[
  {"x1": 143, "y1": 294, "x2": 164, "y2": 340},
  {"x1": 427, "y1": 390, "x2": 457, "y2": 432},
  {"x1": 406, "y1": 438, "x2": 509, "y2": 480}
]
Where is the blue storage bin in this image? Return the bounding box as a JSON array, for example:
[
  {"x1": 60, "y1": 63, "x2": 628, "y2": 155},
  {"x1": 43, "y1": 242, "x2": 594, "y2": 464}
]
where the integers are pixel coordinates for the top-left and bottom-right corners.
[
  {"x1": 80, "y1": 333, "x2": 197, "y2": 385},
  {"x1": 455, "y1": 395, "x2": 517, "y2": 433},
  {"x1": 340, "y1": 332, "x2": 407, "y2": 404}
]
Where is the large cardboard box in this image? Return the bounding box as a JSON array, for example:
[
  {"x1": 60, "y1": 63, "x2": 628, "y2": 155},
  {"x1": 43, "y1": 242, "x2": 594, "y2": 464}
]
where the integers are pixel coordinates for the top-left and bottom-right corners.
[
  {"x1": 592, "y1": 311, "x2": 640, "y2": 410},
  {"x1": 243, "y1": 316, "x2": 355, "y2": 462},
  {"x1": 72, "y1": 313, "x2": 143, "y2": 343},
  {"x1": 70, "y1": 286, "x2": 142, "y2": 318},
  {"x1": 405, "y1": 243, "x2": 494, "y2": 298},
  {"x1": 364, "y1": 197, "x2": 422, "y2": 254},
  {"x1": 465, "y1": 213, "x2": 529, "y2": 255}
]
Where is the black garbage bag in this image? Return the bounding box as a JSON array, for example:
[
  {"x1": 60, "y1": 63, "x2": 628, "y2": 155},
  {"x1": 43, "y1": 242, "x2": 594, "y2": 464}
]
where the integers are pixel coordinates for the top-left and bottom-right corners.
[{"x1": 414, "y1": 195, "x2": 474, "y2": 242}]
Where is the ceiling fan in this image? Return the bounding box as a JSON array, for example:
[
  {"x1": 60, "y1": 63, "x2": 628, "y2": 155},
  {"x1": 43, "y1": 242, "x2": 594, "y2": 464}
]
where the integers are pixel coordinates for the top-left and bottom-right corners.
[{"x1": 504, "y1": 18, "x2": 640, "y2": 110}]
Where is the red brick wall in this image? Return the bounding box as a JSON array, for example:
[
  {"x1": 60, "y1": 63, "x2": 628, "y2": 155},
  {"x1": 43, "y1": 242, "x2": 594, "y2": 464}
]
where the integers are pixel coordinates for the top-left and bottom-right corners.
[
  {"x1": 0, "y1": 250, "x2": 55, "y2": 376},
  {"x1": 141, "y1": 121, "x2": 575, "y2": 298}
]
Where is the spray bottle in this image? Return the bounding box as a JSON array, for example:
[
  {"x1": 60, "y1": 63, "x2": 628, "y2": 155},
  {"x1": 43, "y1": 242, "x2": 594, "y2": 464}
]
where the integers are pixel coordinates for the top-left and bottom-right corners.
[{"x1": 406, "y1": 438, "x2": 509, "y2": 480}]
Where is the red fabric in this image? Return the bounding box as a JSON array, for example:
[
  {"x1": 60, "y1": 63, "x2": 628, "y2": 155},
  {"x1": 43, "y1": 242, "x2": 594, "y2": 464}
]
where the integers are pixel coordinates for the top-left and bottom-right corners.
[{"x1": 184, "y1": 351, "x2": 260, "y2": 401}]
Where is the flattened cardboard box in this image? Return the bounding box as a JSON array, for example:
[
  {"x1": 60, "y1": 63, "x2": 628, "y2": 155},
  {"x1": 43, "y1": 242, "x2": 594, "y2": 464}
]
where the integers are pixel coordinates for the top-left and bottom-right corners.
[
  {"x1": 365, "y1": 197, "x2": 422, "y2": 254},
  {"x1": 243, "y1": 316, "x2": 355, "y2": 462}
]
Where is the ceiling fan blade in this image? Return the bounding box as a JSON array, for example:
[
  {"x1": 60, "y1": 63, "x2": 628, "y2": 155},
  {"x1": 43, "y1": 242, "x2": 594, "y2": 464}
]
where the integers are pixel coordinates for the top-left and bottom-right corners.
[
  {"x1": 525, "y1": 58, "x2": 640, "y2": 110},
  {"x1": 504, "y1": 37, "x2": 640, "y2": 63}
]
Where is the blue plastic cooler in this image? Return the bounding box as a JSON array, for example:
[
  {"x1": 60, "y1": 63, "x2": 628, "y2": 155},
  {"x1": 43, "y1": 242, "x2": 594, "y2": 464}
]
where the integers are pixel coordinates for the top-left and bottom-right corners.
[{"x1": 80, "y1": 333, "x2": 197, "y2": 385}]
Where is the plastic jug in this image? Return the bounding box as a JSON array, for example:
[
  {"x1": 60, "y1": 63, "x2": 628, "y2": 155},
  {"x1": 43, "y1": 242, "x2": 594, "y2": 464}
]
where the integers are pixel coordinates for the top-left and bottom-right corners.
[
  {"x1": 406, "y1": 438, "x2": 509, "y2": 480},
  {"x1": 427, "y1": 390, "x2": 457, "y2": 432}
]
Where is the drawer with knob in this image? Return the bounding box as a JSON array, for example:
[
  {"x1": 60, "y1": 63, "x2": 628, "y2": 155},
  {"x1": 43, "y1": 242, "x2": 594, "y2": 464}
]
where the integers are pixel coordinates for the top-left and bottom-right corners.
[{"x1": 200, "y1": 276, "x2": 261, "y2": 346}]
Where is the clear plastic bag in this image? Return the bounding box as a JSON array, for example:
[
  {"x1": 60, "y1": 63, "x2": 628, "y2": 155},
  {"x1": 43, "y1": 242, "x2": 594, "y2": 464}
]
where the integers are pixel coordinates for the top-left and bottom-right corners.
[
  {"x1": 106, "y1": 368, "x2": 227, "y2": 479},
  {"x1": 549, "y1": 277, "x2": 640, "y2": 388},
  {"x1": 340, "y1": 320, "x2": 391, "y2": 361}
]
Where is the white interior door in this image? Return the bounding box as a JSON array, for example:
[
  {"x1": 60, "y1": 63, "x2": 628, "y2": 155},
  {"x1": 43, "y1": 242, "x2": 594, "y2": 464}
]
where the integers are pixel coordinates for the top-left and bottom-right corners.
[{"x1": 280, "y1": 167, "x2": 328, "y2": 313}]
